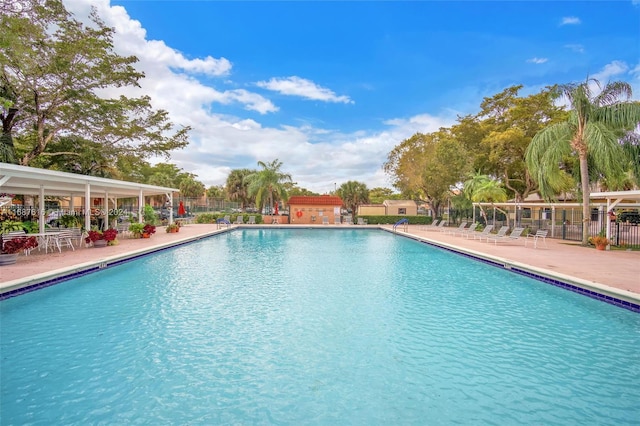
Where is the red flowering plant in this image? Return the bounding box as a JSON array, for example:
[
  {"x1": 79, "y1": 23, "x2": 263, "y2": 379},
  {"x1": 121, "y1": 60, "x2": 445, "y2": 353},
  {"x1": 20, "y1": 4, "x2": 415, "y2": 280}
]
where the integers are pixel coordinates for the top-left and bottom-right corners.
[
  {"x1": 143, "y1": 224, "x2": 156, "y2": 235},
  {"x1": 85, "y1": 228, "x2": 118, "y2": 245},
  {"x1": 2, "y1": 236, "x2": 39, "y2": 254}
]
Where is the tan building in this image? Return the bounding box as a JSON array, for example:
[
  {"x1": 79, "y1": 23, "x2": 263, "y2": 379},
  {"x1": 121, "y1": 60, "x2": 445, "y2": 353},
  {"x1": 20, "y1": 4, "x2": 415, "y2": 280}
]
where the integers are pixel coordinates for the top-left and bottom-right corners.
[
  {"x1": 357, "y1": 200, "x2": 418, "y2": 216},
  {"x1": 288, "y1": 195, "x2": 344, "y2": 224}
]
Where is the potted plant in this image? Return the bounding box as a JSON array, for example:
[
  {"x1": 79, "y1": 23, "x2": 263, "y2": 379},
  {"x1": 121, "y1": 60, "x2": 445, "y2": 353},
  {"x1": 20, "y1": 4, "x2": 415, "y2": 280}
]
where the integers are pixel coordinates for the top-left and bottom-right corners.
[
  {"x1": 128, "y1": 223, "x2": 145, "y2": 238},
  {"x1": 1, "y1": 236, "x2": 39, "y2": 265},
  {"x1": 589, "y1": 235, "x2": 610, "y2": 250},
  {"x1": 1, "y1": 220, "x2": 24, "y2": 234},
  {"x1": 142, "y1": 223, "x2": 156, "y2": 238},
  {"x1": 85, "y1": 228, "x2": 118, "y2": 247},
  {"x1": 165, "y1": 223, "x2": 180, "y2": 233},
  {"x1": 59, "y1": 214, "x2": 81, "y2": 228}
]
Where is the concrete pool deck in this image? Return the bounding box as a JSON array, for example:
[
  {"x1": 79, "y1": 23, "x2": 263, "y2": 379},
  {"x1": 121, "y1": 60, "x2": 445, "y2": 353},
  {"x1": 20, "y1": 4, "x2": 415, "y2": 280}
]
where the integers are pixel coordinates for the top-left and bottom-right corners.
[{"x1": 1, "y1": 223, "x2": 638, "y2": 307}]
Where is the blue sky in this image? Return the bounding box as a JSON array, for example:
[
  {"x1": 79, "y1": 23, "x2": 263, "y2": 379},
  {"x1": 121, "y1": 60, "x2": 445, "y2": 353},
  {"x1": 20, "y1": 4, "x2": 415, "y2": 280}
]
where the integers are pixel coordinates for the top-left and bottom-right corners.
[{"x1": 66, "y1": 0, "x2": 640, "y2": 193}]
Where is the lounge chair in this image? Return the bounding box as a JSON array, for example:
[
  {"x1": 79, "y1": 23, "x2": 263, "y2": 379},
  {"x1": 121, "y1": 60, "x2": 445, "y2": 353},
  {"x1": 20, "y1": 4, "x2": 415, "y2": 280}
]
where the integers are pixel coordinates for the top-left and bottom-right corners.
[
  {"x1": 419, "y1": 220, "x2": 439, "y2": 230},
  {"x1": 223, "y1": 215, "x2": 231, "y2": 223},
  {"x1": 525, "y1": 229, "x2": 548, "y2": 248},
  {"x1": 443, "y1": 221, "x2": 467, "y2": 235},
  {"x1": 486, "y1": 227, "x2": 525, "y2": 245},
  {"x1": 344, "y1": 216, "x2": 353, "y2": 225},
  {"x1": 234, "y1": 216, "x2": 244, "y2": 224},
  {"x1": 477, "y1": 225, "x2": 508, "y2": 242},
  {"x1": 468, "y1": 224, "x2": 493, "y2": 240},
  {"x1": 454, "y1": 222, "x2": 478, "y2": 237},
  {"x1": 335, "y1": 216, "x2": 342, "y2": 225},
  {"x1": 424, "y1": 221, "x2": 446, "y2": 232},
  {"x1": 357, "y1": 217, "x2": 365, "y2": 225},
  {"x1": 247, "y1": 216, "x2": 256, "y2": 224},
  {"x1": 322, "y1": 216, "x2": 330, "y2": 225}
]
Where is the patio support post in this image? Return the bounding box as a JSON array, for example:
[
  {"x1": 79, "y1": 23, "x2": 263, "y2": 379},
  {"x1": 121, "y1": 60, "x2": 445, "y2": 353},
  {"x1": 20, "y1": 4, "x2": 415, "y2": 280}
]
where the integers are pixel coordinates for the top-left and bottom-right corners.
[
  {"x1": 104, "y1": 191, "x2": 109, "y2": 230},
  {"x1": 167, "y1": 192, "x2": 173, "y2": 224},
  {"x1": 84, "y1": 183, "x2": 91, "y2": 231},
  {"x1": 39, "y1": 184, "x2": 44, "y2": 233},
  {"x1": 551, "y1": 206, "x2": 556, "y2": 237},
  {"x1": 138, "y1": 190, "x2": 143, "y2": 223}
]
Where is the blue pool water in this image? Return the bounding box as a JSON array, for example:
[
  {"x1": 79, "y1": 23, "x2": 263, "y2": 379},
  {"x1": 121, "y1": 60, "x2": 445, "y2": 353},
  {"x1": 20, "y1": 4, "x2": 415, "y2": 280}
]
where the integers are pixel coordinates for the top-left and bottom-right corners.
[{"x1": 1, "y1": 229, "x2": 639, "y2": 424}]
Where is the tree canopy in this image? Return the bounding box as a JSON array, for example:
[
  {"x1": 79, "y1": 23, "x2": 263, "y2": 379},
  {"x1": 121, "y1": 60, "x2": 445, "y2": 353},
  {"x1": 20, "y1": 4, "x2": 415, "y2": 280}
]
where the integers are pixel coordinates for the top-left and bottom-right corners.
[{"x1": 0, "y1": 0, "x2": 190, "y2": 165}]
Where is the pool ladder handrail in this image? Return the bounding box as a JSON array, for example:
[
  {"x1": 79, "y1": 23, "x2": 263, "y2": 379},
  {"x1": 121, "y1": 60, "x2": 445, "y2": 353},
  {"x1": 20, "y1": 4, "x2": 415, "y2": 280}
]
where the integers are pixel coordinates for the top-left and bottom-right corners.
[{"x1": 393, "y1": 218, "x2": 409, "y2": 232}]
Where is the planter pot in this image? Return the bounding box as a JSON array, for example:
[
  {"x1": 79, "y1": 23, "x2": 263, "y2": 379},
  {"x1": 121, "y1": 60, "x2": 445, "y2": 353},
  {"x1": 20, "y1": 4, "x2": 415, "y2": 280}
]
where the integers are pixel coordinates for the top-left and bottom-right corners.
[
  {"x1": 596, "y1": 244, "x2": 607, "y2": 251},
  {"x1": 93, "y1": 240, "x2": 108, "y2": 248},
  {"x1": 142, "y1": 233, "x2": 150, "y2": 238},
  {"x1": 0, "y1": 253, "x2": 18, "y2": 265}
]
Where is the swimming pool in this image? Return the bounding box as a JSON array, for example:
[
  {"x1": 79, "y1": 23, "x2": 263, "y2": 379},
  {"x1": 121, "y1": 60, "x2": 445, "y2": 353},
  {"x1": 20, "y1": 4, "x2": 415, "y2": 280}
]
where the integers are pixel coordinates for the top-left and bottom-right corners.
[{"x1": 1, "y1": 229, "x2": 639, "y2": 424}]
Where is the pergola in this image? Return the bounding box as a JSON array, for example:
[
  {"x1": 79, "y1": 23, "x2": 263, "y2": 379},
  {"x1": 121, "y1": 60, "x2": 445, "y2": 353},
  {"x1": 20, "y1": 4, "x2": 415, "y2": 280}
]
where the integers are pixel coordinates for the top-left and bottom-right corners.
[
  {"x1": 591, "y1": 190, "x2": 640, "y2": 242},
  {"x1": 0, "y1": 163, "x2": 179, "y2": 232}
]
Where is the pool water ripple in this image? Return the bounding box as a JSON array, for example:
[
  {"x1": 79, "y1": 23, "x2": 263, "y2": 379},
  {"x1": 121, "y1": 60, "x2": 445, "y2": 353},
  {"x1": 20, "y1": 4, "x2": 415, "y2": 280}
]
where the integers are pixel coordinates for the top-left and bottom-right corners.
[{"x1": 1, "y1": 229, "x2": 639, "y2": 424}]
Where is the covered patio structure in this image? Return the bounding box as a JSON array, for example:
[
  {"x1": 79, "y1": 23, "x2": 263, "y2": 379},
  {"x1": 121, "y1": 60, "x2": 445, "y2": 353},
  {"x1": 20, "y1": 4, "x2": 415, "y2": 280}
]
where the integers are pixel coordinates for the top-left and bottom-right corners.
[{"x1": 0, "y1": 163, "x2": 179, "y2": 232}]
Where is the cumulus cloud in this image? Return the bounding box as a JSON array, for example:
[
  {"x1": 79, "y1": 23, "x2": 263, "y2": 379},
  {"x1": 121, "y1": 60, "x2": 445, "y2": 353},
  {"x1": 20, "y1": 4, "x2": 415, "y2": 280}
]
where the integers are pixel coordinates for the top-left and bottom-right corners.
[
  {"x1": 592, "y1": 60, "x2": 629, "y2": 82},
  {"x1": 256, "y1": 76, "x2": 354, "y2": 104},
  {"x1": 527, "y1": 57, "x2": 548, "y2": 64},
  {"x1": 560, "y1": 16, "x2": 581, "y2": 25}
]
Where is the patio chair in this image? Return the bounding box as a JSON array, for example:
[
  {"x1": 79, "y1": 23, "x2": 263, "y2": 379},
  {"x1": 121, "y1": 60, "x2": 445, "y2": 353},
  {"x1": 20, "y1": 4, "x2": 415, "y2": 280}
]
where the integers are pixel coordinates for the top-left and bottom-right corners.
[
  {"x1": 344, "y1": 216, "x2": 353, "y2": 225},
  {"x1": 477, "y1": 225, "x2": 508, "y2": 242},
  {"x1": 486, "y1": 227, "x2": 525, "y2": 245},
  {"x1": 335, "y1": 215, "x2": 342, "y2": 225},
  {"x1": 234, "y1": 216, "x2": 244, "y2": 224},
  {"x1": 357, "y1": 217, "x2": 365, "y2": 225},
  {"x1": 468, "y1": 224, "x2": 494, "y2": 240},
  {"x1": 443, "y1": 221, "x2": 467, "y2": 235},
  {"x1": 454, "y1": 222, "x2": 478, "y2": 237},
  {"x1": 247, "y1": 216, "x2": 256, "y2": 224},
  {"x1": 525, "y1": 229, "x2": 548, "y2": 249},
  {"x1": 322, "y1": 216, "x2": 330, "y2": 225},
  {"x1": 419, "y1": 220, "x2": 439, "y2": 231}
]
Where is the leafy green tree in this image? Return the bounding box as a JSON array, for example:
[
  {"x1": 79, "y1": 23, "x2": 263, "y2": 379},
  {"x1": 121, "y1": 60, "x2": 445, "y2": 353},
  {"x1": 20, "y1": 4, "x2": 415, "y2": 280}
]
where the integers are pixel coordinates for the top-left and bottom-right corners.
[
  {"x1": 0, "y1": 0, "x2": 190, "y2": 165},
  {"x1": 337, "y1": 181, "x2": 369, "y2": 217},
  {"x1": 525, "y1": 79, "x2": 640, "y2": 244},
  {"x1": 179, "y1": 177, "x2": 205, "y2": 198},
  {"x1": 384, "y1": 131, "x2": 467, "y2": 216},
  {"x1": 245, "y1": 159, "x2": 292, "y2": 213},
  {"x1": 283, "y1": 183, "x2": 318, "y2": 197},
  {"x1": 29, "y1": 135, "x2": 117, "y2": 177},
  {"x1": 225, "y1": 169, "x2": 254, "y2": 210},
  {"x1": 475, "y1": 86, "x2": 567, "y2": 201},
  {"x1": 368, "y1": 187, "x2": 400, "y2": 204},
  {"x1": 206, "y1": 185, "x2": 224, "y2": 199}
]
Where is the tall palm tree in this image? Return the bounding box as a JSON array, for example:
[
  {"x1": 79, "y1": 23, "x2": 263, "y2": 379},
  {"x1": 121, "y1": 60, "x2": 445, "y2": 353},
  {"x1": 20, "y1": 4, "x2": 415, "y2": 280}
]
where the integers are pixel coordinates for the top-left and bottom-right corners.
[
  {"x1": 463, "y1": 172, "x2": 509, "y2": 227},
  {"x1": 244, "y1": 159, "x2": 292, "y2": 213},
  {"x1": 337, "y1": 181, "x2": 369, "y2": 218},
  {"x1": 525, "y1": 79, "x2": 640, "y2": 245},
  {"x1": 225, "y1": 168, "x2": 253, "y2": 211}
]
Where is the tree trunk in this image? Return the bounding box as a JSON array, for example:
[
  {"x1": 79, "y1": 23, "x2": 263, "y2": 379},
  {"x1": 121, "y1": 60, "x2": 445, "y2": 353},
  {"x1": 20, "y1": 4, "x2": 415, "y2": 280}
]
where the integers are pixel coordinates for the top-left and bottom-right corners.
[{"x1": 579, "y1": 154, "x2": 591, "y2": 246}]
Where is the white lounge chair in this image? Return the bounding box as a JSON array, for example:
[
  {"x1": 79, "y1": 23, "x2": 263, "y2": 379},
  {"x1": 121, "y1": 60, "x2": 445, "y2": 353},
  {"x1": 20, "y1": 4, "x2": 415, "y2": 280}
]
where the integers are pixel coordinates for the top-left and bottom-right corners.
[
  {"x1": 424, "y1": 221, "x2": 446, "y2": 232},
  {"x1": 454, "y1": 222, "x2": 478, "y2": 237},
  {"x1": 247, "y1": 216, "x2": 256, "y2": 224},
  {"x1": 525, "y1": 229, "x2": 548, "y2": 248},
  {"x1": 322, "y1": 216, "x2": 330, "y2": 225},
  {"x1": 444, "y1": 221, "x2": 467, "y2": 235},
  {"x1": 357, "y1": 217, "x2": 365, "y2": 225},
  {"x1": 486, "y1": 227, "x2": 525, "y2": 245},
  {"x1": 468, "y1": 224, "x2": 493, "y2": 240},
  {"x1": 234, "y1": 216, "x2": 244, "y2": 224},
  {"x1": 419, "y1": 220, "x2": 439, "y2": 231},
  {"x1": 478, "y1": 225, "x2": 508, "y2": 242},
  {"x1": 335, "y1": 216, "x2": 342, "y2": 225}
]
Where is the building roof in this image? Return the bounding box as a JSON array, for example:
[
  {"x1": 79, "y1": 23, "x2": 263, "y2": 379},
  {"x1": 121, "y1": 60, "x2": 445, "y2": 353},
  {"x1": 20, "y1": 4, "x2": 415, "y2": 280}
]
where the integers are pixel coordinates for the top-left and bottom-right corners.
[
  {"x1": 383, "y1": 199, "x2": 417, "y2": 207},
  {"x1": 0, "y1": 163, "x2": 178, "y2": 198},
  {"x1": 288, "y1": 195, "x2": 343, "y2": 206}
]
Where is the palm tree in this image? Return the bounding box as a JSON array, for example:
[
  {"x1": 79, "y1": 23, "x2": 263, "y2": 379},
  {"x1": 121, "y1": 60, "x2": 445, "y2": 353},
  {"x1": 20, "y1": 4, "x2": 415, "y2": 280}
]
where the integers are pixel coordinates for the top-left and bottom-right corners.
[
  {"x1": 525, "y1": 79, "x2": 640, "y2": 245},
  {"x1": 463, "y1": 172, "x2": 509, "y2": 227},
  {"x1": 225, "y1": 169, "x2": 253, "y2": 211},
  {"x1": 337, "y1": 181, "x2": 369, "y2": 219},
  {"x1": 244, "y1": 159, "x2": 292, "y2": 214}
]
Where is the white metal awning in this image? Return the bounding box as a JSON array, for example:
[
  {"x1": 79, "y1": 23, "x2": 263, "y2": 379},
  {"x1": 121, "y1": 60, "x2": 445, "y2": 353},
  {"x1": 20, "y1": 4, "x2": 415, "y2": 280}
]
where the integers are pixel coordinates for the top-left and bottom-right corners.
[{"x1": 0, "y1": 163, "x2": 177, "y2": 198}]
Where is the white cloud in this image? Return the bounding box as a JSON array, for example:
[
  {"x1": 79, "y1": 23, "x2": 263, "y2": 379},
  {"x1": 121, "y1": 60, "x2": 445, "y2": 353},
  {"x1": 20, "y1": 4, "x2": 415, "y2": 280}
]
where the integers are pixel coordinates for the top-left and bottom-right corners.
[
  {"x1": 526, "y1": 57, "x2": 548, "y2": 64},
  {"x1": 256, "y1": 76, "x2": 354, "y2": 104},
  {"x1": 564, "y1": 44, "x2": 585, "y2": 53},
  {"x1": 592, "y1": 60, "x2": 629, "y2": 82},
  {"x1": 560, "y1": 16, "x2": 581, "y2": 25}
]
